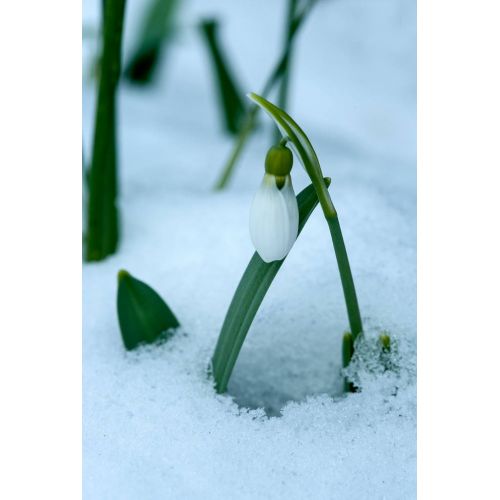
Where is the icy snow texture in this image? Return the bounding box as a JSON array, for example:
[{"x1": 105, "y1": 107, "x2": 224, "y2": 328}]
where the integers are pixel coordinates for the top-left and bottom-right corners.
[{"x1": 83, "y1": 0, "x2": 416, "y2": 498}]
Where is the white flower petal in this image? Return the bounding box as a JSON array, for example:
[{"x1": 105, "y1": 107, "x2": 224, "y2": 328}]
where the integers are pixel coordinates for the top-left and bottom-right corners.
[
  {"x1": 249, "y1": 174, "x2": 299, "y2": 263},
  {"x1": 282, "y1": 176, "x2": 299, "y2": 251}
]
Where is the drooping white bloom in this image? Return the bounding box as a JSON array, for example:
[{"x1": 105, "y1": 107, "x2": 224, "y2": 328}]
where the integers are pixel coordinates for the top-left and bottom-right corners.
[{"x1": 249, "y1": 173, "x2": 299, "y2": 263}]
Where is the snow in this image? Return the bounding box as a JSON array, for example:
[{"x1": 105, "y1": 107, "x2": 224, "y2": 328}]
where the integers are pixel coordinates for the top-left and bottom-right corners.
[{"x1": 83, "y1": 0, "x2": 416, "y2": 498}]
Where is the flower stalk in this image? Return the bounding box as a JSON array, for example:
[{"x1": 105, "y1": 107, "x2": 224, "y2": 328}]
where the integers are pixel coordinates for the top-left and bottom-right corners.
[
  {"x1": 248, "y1": 93, "x2": 363, "y2": 342},
  {"x1": 211, "y1": 95, "x2": 363, "y2": 394}
]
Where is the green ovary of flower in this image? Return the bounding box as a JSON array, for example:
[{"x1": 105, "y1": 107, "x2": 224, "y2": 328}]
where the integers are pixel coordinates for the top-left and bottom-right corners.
[{"x1": 265, "y1": 145, "x2": 294, "y2": 177}]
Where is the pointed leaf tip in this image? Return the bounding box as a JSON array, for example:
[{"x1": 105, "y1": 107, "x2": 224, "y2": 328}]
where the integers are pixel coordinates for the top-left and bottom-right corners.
[
  {"x1": 118, "y1": 269, "x2": 130, "y2": 282},
  {"x1": 117, "y1": 271, "x2": 181, "y2": 350}
]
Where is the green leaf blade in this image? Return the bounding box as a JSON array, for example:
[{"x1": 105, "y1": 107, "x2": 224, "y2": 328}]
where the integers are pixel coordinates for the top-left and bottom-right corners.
[
  {"x1": 211, "y1": 178, "x2": 330, "y2": 393},
  {"x1": 117, "y1": 270, "x2": 180, "y2": 350}
]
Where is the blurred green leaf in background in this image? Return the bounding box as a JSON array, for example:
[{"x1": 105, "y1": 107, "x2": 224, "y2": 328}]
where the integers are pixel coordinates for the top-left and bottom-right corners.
[
  {"x1": 199, "y1": 18, "x2": 246, "y2": 135},
  {"x1": 213, "y1": 0, "x2": 317, "y2": 189},
  {"x1": 85, "y1": 0, "x2": 127, "y2": 261},
  {"x1": 124, "y1": 0, "x2": 180, "y2": 84}
]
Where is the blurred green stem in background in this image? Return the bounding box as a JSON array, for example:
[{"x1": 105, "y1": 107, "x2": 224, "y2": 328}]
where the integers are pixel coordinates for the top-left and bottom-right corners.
[
  {"x1": 124, "y1": 0, "x2": 179, "y2": 84},
  {"x1": 85, "y1": 0, "x2": 127, "y2": 261},
  {"x1": 274, "y1": 0, "x2": 298, "y2": 143},
  {"x1": 199, "y1": 19, "x2": 246, "y2": 135},
  {"x1": 214, "y1": 0, "x2": 316, "y2": 190}
]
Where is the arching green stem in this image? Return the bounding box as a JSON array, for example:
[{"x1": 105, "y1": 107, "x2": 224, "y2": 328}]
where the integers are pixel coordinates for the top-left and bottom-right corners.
[{"x1": 248, "y1": 93, "x2": 363, "y2": 340}]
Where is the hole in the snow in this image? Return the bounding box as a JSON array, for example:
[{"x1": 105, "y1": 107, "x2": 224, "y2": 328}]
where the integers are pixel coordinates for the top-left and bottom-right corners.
[
  {"x1": 222, "y1": 242, "x2": 348, "y2": 417},
  {"x1": 226, "y1": 319, "x2": 344, "y2": 417}
]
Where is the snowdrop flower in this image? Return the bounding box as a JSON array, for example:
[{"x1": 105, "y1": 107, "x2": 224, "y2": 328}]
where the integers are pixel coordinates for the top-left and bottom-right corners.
[{"x1": 249, "y1": 144, "x2": 299, "y2": 262}]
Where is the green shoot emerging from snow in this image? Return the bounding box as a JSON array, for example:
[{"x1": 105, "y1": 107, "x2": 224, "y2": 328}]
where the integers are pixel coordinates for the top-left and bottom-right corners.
[
  {"x1": 117, "y1": 270, "x2": 180, "y2": 350},
  {"x1": 248, "y1": 93, "x2": 363, "y2": 340},
  {"x1": 211, "y1": 92, "x2": 366, "y2": 394}
]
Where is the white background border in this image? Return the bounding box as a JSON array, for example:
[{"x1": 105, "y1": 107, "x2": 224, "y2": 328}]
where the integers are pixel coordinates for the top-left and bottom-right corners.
[
  {"x1": 418, "y1": 0, "x2": 500, "y2": 497},
  {"x1": 1, "y1": 0, "x2": 499, "y2": 497},
  {"x1": 0, "y1": 1, "x2": 81, "y2": 498}
]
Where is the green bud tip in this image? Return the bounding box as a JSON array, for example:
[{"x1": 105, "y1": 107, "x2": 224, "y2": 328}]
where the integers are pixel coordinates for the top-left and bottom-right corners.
[
  {"x1": 343, "y1": 332, "x2": 353, "y2": 342},
  {"x1": 342, "y1": 332, "x2": 354, "y2": 368},
  {"x1": 118, "y1": 269, "x2": 130, "y2": 282},
  {"x1": 324, "y1": 177, "x2": 331, "y2": 187},
  {"x1": 265, "y1": 145, "x2": 293, "y2": 177},
  {"x1": 379, "y1": 334, "x2": 391, "y2": 351}
]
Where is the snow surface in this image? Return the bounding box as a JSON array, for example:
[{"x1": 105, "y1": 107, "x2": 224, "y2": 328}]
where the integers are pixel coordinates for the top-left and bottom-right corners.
[{"x1": 83, "y1": 0, "x2": 416, "y2": 498}]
